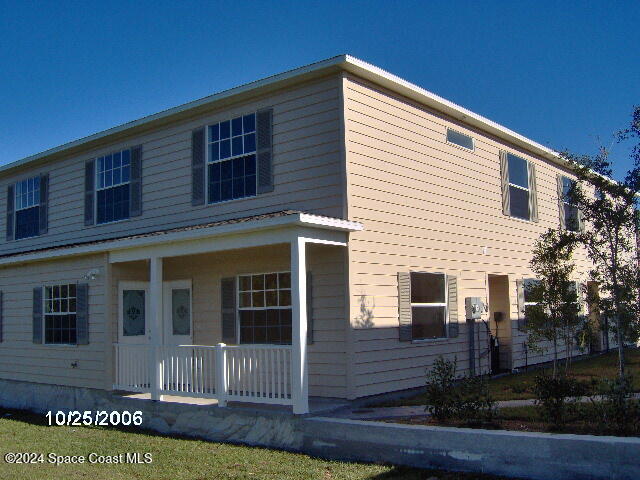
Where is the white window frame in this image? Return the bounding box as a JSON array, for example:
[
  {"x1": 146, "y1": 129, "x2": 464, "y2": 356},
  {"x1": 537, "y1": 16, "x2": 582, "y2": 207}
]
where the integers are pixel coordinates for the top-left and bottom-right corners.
[
  {"x1": 561, "y1": 176, "x2": 580, "y2": 232},
  {"x1": 445, "y1": 128, "x2": 475, "y2": 151},
  {"x1": 507, "y1": 153, "x2": 531, "y2": 221},
  {"x1": 14, "y1": 175, "x2": 41, "y2": 240},
  {"x1": 409, "y1": 271, "x2": 449, "y2": 342},
  {"x1": 206, "y1": 112, "x2": 258, "y2": 206},
  {"x1": 95, "y1": 149, "x2": 131, "y2": 225},
  {"x1": 42, "y1": 283, "x2": 78, "y2": 346},
  {"x1": 236, "y1": 270, "x2": 292, "y2": 345}
]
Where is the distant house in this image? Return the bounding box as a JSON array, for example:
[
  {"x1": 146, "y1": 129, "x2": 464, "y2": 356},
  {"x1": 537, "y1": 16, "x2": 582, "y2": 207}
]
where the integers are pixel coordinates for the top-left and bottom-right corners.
[{"x1": 0, "y1": 56, "x2": 602, "y2": 414}]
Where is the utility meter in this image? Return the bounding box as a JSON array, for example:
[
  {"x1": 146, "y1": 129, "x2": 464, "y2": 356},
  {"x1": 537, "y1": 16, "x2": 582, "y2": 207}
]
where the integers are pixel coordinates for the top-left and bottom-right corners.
[{"x1": 465, "y1": 297, "x2": 485, "y2": 320}]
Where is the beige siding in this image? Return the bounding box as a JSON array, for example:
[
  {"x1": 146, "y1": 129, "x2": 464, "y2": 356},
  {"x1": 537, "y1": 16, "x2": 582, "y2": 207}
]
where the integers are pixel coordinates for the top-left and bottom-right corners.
[
  {"x1": 110, "y1": 243, "x2": 348, "y2": 398},
  {"x1": 343, "y1": 74, "x2": 592, "y2": 397},
  {"x1": 0, "y1": 76, "x2": 345, "y2": 256},
  {"x1": 0, "y1": 254, "x2": 107, "y2": 389}
]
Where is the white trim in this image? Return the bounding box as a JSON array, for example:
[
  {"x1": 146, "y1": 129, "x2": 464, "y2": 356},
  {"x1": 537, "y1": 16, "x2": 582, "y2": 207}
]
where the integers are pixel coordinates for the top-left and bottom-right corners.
[
  {"x1": 1, "y1": 55, "x2": 572, "y2": 177},
  {"x1": 408, "y1": 271, "x2": 449, "y2": 341},
  {"x1": 42, "y1": 283, "x2": 78, "y2": 346},
  {"x1": 0, "y1": 213, "x2": 362, "y2": 267}
]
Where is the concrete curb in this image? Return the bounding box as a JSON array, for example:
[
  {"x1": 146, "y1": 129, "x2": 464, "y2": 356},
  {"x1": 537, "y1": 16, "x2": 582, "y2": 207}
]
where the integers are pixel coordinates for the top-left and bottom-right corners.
[{"x1": 1, "y1": 378, "x2": 639, "y2": 480}]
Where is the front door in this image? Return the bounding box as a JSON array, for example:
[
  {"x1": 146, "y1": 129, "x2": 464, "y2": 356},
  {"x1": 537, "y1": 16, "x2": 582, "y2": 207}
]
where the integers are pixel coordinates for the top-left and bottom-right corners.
[
  {"x1": 163, "y1": 280, "x2": 193, "y2": 346},
  {"x1": 118, "y1": 281, "x2": 150, "y2": 345}
]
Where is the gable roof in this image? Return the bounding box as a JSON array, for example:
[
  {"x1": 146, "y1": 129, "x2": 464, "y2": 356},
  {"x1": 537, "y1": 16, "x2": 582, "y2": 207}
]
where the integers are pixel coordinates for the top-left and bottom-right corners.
[{"x1": 1, "y1": 54, "x2": 565, "y2": 177}]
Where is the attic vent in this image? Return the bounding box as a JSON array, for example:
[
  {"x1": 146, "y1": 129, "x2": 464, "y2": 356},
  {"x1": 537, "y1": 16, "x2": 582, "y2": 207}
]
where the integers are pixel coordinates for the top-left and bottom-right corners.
[{"x1": 446, "y1": 128, "x2": 474, "y2": 150}]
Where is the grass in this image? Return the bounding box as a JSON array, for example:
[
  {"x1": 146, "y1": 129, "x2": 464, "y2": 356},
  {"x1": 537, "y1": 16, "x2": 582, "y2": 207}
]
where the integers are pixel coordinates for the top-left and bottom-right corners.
[
  {"x1": 370, "y1": 348, "x2": 640, "y2": 407},
  {"x1": 0, "y1": 409, "x2": 517, "y2": 480}
]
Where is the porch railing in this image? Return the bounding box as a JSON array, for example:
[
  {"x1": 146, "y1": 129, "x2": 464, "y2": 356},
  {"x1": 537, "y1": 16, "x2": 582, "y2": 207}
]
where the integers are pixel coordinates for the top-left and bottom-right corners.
[{"x1": 113, "y1": 343, "x2": 292, "y2": 406}]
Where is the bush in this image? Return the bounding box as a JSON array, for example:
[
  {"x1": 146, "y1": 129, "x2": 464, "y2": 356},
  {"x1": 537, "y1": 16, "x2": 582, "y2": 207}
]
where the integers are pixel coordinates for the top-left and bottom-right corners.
[
  {"x1": 533, "y1": 373, "x2": 583, "y2": 427},
  {"x1": 424, "y1": 356, "x2": 458, "y2": 421},
  {"x1": 424, "y1": 356, "x2": 496, "y2": 422},
  {"x1": 591, "y1": 375, "x2": 640, "y2": 435}
]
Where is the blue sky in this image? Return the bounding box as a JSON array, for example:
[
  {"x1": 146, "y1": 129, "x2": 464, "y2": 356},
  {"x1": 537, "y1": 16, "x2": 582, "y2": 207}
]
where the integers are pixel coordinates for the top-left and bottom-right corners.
[{"x1": 1, "y1": 1, "x2": 638, "y2": 179}]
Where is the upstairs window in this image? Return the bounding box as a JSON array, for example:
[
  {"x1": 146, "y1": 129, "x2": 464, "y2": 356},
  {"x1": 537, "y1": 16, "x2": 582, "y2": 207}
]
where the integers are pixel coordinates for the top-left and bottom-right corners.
[
  {"x1": 410, "y1": 272, "x2": 447, "y2": 340},
  {"x1": 96, "y1": 150, "x2": 130, "y2": 224},
  {"x1": 446, "y1": 128, "x2": 474, "y2": 150},
  {"x1": 207, "y1": 113, "x2": 257, "y2": 204},
  {"x1": 560, "y1": 176, "x2": 580, "y2": 231},
  {"x1": 507, "y1": 153, "x2": 531, "y2": 221},
  {"x1": 15, "y1": 176, "x2": 40, "y2": 240}
]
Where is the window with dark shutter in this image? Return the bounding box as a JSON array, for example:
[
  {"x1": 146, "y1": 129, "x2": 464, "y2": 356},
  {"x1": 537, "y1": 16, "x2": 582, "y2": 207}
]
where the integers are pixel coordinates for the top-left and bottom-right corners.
[
  {"x1": 84, "y1": 160, "x2": 95, "y2": 226},
  {"x1": 14, "y1": 176, "x2": 41, "y2": 240},
  {"x1": 38, "y1": 174, "x2": 49, "y2": 235},
  {"x1": 96, "y1": 149, "x2": 131, "y2": 224},
  {"x1": 129, "y1": 146, "x2": 143, "y2": 217},
  {"x1": 256, "y1": 108, "x2": 274, "y2": 194},
  {"x1": 6, "y1": 185, "x2": 14, "y2": 241},
  {"x1": 237, "y1": 272, "x2": 291, "y2": 344}
]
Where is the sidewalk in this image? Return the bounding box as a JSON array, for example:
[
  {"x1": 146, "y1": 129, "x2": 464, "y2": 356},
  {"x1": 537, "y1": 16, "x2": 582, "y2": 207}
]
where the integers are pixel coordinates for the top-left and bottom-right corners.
[{"x1": 330, "y1": 393, "x2": 640, "y2": 421}]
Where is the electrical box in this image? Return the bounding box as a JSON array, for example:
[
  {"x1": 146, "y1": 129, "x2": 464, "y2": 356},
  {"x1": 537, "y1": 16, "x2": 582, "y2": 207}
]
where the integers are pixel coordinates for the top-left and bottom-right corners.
[{"x1": 465, "y1": 297, "x2": 485, "y2": 320}]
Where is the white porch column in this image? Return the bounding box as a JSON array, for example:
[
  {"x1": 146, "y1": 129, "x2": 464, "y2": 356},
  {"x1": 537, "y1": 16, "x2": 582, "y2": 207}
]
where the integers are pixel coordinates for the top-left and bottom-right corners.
[
  {"x1": 291, "y1": 236, "x2": 309, "y2": 414},
  {"x1": 149, "y1": 257, "x2": 163, "y2": 401}
]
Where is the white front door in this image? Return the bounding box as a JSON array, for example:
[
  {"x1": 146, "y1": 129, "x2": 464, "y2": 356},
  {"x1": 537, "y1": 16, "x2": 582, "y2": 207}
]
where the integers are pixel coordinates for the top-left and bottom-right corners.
[
  {"x1": 118, "y1": 281, "x2": 150, "y2": 345},
  {"x1": 163, "y1": 280, "x2": 193, "y2": 346}
]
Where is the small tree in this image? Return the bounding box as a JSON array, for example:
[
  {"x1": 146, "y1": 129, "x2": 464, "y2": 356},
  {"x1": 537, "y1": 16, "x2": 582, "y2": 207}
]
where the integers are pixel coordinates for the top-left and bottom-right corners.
[
  {"x1": 526, "y1": 229, "x2": 582, "y2": 377},
  {"x1": 561, "y1": 106, "x2": 640, "y2": 377}
]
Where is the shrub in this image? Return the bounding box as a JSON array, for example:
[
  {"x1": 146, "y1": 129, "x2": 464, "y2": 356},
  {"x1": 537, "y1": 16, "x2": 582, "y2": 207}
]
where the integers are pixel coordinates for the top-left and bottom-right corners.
[
  {"x1": 533, "y1": 373, "x2": 583, "y2": 427},
  {"x1": 424, "y1": 356, "x2": 458, "y2": 421},
  {"x1": 424, "y1": 356, "x2": 496, "y2": 422},
  {"x1": 591, "y1": 375, "x2": 640, "y2": 435},
  {"x1": 456, "y1": 374, "x2": 497, "y2": 422}
]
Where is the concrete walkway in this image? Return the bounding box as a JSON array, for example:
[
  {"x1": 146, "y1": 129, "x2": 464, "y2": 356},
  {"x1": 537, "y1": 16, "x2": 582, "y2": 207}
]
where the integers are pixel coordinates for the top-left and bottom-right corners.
[{"x1": 331, "y1": 393, "x2": 640, "y2": 420}]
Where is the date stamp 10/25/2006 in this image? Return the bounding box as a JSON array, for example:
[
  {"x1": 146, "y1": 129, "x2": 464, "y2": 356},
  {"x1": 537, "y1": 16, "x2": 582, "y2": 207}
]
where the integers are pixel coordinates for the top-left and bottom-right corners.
[{"x1": 45, "y1": 410, "x2": 143, "y2": 427}]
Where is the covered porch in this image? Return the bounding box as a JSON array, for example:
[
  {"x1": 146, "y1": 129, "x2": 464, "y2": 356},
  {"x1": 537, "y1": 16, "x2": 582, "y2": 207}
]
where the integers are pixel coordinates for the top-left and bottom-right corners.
[{"x1": 107, "y1": 212, "x2": 361, "y2": 414}]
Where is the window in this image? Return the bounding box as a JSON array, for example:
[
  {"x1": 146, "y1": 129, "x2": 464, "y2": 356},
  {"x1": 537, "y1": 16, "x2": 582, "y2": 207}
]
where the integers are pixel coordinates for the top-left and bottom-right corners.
[
  {"x1": 207, "y1": 114, "x2": 257, "y2": 203},
  {"x1": 523, "y1": 278, "x2": 543, "y2": 325},
  {"x1": 44, "y1": 284, "x2": 77, "y2": 344},
  {"x1": 238, "y1": 272, "x2": 291, "y2": 344},
  {"x1": 410, "y1": 272, "x2": 447, "y2": 339},
  {"x1": 507, "y1": 153, "x2": 531, "y2": 220},
  {"x1": 96, "y1": 150, "x2": 130, "y2": 224},
  {"x1": 561, "y1": 176, "x2": 580, "y2": 231},
  {"x1": 15, "y1": 176, "x2": 40, "y2": 240},
  {"x1": 446, "y1": 128, "x2": 474, "y2": 150}
]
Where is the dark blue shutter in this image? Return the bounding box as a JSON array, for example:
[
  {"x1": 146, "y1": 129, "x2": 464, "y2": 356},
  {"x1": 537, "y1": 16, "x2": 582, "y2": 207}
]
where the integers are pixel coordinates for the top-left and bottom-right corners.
[
  {"x1": 221, "y1": 278, "x2": 236, "y2": 343},
  {"x1": 84, "y1": 160, "x2": 95, "y2": 226},
  {"x1": 76, "y1": 283, "x2": 89, "y2": 345},
  {"x1": 39, "y1": 174, "x2": 49, "y2": 235},
  {"x1": 256, "y1": 108, "x2": 274, "y2": 194},
  {"x1": 191, "y1": 128, "x2": 205, "y2": 205},
  {"x1": 33, "y1": 287, "x2": 43, "y2": 344},
  {"x1": 6, "y1": 185, "x2": 14, "y2": 241},
  {"x1": 130, "y1": 146, "x2": 143, "y2": 217}
]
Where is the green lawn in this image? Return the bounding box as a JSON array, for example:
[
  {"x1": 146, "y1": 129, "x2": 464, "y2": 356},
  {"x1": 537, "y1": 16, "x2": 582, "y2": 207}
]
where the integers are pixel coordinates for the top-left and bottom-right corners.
[
  {"x1": 371, "y1": 348, "x2": 640, "y2": 407},
  {"x1": 0, "y1": 409, "x2": 515, "y2": 480}
]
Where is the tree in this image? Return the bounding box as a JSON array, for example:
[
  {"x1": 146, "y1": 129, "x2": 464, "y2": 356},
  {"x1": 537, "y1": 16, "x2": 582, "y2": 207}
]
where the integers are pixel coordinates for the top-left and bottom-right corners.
[
  {"x1": 561, "y1": 106, "x2": 640, "y2": 377},
  {"x1": 526, "y1": 229, "x2": 582, "y2": 377}
]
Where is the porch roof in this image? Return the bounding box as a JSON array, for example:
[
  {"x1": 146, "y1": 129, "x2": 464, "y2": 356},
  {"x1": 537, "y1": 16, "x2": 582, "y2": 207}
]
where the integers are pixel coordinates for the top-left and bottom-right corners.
[{"x1": 0, "y1": 210, "x2": 363, "y2": 266}]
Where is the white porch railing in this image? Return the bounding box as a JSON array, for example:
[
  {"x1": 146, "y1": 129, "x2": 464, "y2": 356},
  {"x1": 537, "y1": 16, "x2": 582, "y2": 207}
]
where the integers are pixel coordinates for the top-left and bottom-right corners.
[{"x1": 113, "y1": 343, "x2": 292, "y2": 406}]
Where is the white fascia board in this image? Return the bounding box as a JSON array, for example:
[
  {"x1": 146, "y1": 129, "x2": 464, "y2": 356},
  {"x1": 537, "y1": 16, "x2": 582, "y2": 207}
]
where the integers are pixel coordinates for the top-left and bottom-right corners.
[
  {"x1": 3, "y1": 54, "x2": 573, "y2": 177},
  {"x1": 0, "y1": 213, "x2": 362, "y2": 267},
  {"x1": 340, "y1": 56, "x2": 566, "y2": 168}
]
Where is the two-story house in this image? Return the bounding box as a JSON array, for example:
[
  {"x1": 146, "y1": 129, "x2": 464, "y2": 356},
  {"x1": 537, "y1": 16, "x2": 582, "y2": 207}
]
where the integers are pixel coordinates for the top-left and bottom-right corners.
[{"x1": 0, "y1": 55, "x2": 597, "y2": 414}]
